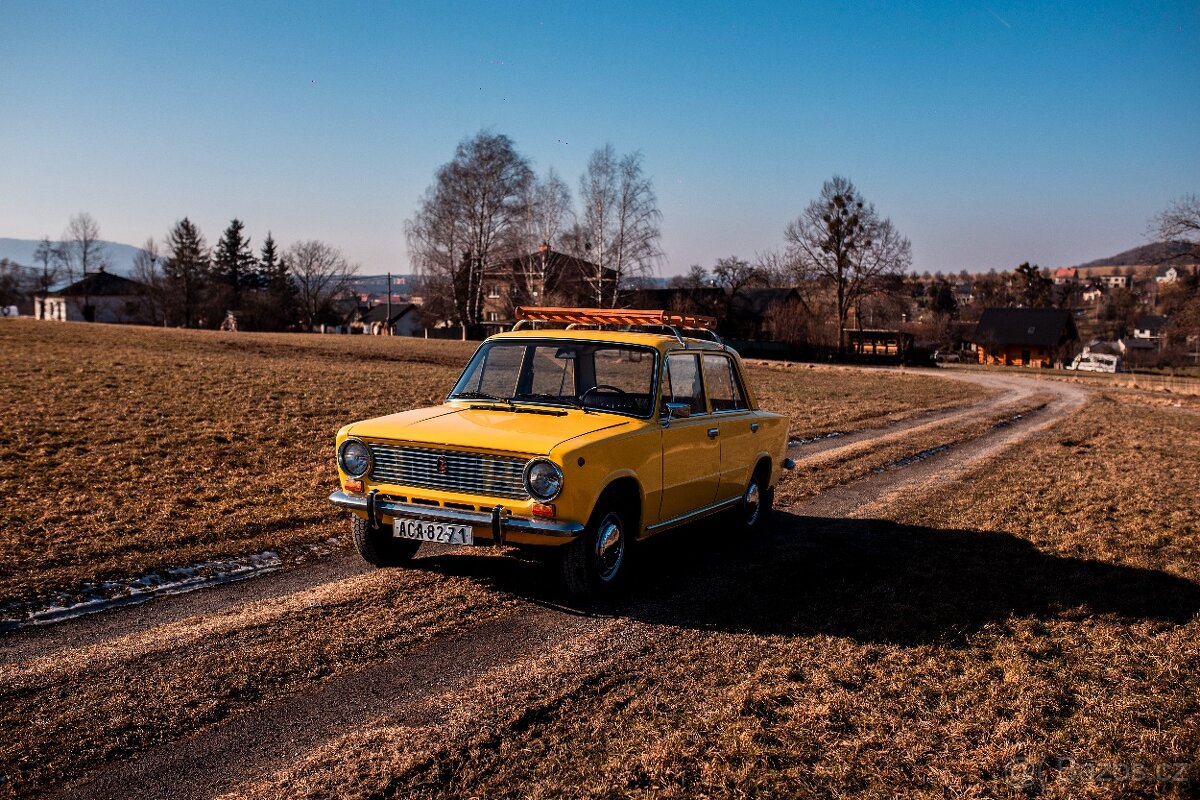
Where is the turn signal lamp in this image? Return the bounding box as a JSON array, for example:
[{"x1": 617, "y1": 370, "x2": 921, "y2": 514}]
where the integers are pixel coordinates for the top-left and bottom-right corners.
[{"x1": 531, "y1": 502, "x2": 556, "y2": 518}]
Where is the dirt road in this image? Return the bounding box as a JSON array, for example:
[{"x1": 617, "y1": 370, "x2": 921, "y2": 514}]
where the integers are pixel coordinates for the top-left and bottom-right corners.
[{"x1": 4, "y1": 370, "x2": 1091, "y2": 800}]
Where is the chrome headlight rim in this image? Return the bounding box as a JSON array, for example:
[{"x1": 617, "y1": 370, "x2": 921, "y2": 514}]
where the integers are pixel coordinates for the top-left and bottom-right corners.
[
  {"x1": 338, "y1": 438, "x2": 373, "y2": 478},
  {"x1": 523, "y1": 457, "x2": 564, "y2": 502}
]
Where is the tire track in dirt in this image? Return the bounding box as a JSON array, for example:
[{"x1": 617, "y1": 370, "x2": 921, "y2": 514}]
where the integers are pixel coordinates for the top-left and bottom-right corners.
[
  {"x1": 798, "y1": 376, "x2": 1087, "y2": 518},
  {"x1": 786, "y1": 368, "x2": 1036, "y2": 462},
  {"x1": 52, "y1": 609, "x2": 611, "y2": 800},
  {"x1": 17, "y1": 372, "x2": 1087, "y2": 799}
]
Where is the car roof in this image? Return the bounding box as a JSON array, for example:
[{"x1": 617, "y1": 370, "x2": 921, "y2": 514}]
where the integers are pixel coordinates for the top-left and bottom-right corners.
[{"x1": 487, "y1": 327, "x2": 732, "y2": 353}]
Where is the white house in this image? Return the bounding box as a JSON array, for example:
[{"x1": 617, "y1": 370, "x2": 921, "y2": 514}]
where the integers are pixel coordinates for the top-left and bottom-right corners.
[
  {"x1": 1132, "y1": 315, "x2": 1167, "y2": 341},
  {"x1": 35, "y1": 270, "x2": 150, "y2": 323}
]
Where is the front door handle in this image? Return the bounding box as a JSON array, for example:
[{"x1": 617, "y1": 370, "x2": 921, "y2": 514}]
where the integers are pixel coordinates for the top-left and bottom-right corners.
[
  {"x1": 707, "y1": 428, "x2": 719, "y2": 439},
  {"x1": 750, "y1": 422, "x2": 760, "y2": 432}
]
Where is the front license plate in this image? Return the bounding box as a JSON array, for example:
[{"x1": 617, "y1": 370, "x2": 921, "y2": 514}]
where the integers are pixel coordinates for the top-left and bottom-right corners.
[{"x1": 393, "y1": 517, "x2": 474, "y2": 545}]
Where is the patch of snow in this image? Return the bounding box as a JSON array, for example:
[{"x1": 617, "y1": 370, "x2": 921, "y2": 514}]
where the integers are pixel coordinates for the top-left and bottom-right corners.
[
  {"x1": 873, "y1": 445, "x2": 952, "y2": 473},
  {"x1": 1, "y1": 538, "x2": 343, "y2": 631},
  {"x1": 788, "y1": 430, "x2": 847, "y2": 447}
]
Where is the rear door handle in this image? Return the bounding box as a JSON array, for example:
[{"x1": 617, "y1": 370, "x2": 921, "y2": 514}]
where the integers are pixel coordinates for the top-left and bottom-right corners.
[
  {"x1": 750, "y1": 422, "x2": 760, "y2": 432},
  {"x1": 707, "y1": 428, "x2": 719, "y2": 439}
]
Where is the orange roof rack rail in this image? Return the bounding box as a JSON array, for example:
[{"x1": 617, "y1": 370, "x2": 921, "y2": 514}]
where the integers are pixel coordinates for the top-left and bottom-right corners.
[{"x1": 512, "y1": 306, "x2": 717, "y2": 330}]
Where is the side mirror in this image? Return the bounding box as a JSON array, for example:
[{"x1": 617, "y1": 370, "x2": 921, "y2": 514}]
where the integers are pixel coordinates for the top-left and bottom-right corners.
[{"x1": 660, "y1": 401, "x2": 691, "y2": 426}]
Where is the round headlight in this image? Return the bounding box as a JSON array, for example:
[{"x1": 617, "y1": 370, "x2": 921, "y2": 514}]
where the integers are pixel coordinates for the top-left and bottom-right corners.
[
  {"x1": 338, "y1": 439, "x2": 372, "y2": 477},
  {"x1": 523, "y1": 458, "x2": 564, "y2": 501}
]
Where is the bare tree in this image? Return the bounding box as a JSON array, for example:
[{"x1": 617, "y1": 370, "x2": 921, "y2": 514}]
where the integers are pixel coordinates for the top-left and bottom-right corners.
[
  {"x1": 512, "y1": 168, "x2": 574, "y2": 306},
  {"x1": 579, "y1": 144, "x2": 662, "y2": 306},
  {"x1": 31, "y1": 237, "x2": 61, "y2": 307},
  {"x1": 669, "y1": 264, "x2": 711, "y2": 289},
  {"x1": 713, "y1": 256, "x2": 766, "y2": 297},
  {"x1": 1150, "y1": 194, "x2": 1200, "y2": 263},
  {"x1": 60, "y1": 212, "x2": 108, "y2": 281},
  {"x1": 784, "y1": 176, "x2": 912, "y2": 351},
  {"x1": 61, "y1": 213, "x2": 108, "y2": 321},
  {"x1": 131, "y1": 238, "x2": 167, "y2": 325},
  {"x1": 405, "y1": 131, "x2": 532, "y2": 334},
  {"x1": 286, "y1": 240, "x2": 357, "y2": 330}
]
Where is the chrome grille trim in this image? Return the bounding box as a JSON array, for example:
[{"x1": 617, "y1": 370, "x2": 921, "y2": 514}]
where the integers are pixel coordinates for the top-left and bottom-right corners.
[{"x1": 367, "y1": 444, "x2": 529, "y2": 500}]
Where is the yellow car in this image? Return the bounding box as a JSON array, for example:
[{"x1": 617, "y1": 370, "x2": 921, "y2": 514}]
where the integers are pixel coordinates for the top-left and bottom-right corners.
[{"x1": 329, "y1": 307, "x2": 792, "y2": 597}]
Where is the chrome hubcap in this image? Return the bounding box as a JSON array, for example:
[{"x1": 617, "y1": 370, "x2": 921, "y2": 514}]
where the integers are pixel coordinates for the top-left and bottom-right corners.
[
  {"x1": 744, "y1": 480, "x2": 761, "y2": 527},
  {"x1": 595, "y1": 513, "x2": 624, "y2": 581}
]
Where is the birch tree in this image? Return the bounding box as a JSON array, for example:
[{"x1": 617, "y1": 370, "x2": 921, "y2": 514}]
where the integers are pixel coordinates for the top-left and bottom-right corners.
[
  {"x1": 513, "y1": 168, "x2": 574, "y2": 306},
  {"x1": 578, "y1": 144, "x2": 662, "y2": 306}
]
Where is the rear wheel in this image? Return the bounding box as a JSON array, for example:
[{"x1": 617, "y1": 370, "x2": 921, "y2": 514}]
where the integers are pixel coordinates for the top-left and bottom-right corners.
[
  {"x1": 736, "y1": 467, "x2": 773, "y2": 533},
  {"x1": 561, "y1": 499, "x2": 632, "y2": 598},
  {"x1": 351, "y1": 515, "x2": 421, "y2": 567}
]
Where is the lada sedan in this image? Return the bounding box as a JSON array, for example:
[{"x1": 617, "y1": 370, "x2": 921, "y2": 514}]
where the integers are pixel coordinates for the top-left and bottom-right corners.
[{"x1": 330, "y1": 307, "x2": 791, "y2": 597}]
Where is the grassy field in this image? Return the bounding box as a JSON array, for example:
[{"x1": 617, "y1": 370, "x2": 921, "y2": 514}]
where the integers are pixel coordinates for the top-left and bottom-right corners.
[
  {"x1": 2, "y1": 321, "x2": 1196, "y2": 798},
  {"x1": 947, "y1": 361, "x2": 1200, "y2": 397},
  {"x1": 0, "y1": 320, "x2": 980, "y2": 607},
  {"x1": 232, "y1": 390, "x2": 1200, "y2": 799}
]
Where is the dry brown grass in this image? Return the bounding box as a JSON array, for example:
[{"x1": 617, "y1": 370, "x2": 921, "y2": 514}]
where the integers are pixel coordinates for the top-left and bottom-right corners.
[
  {"x1": 0, "y1": 320, "x2": 473, "y2": 606},
  {"x1": 750, "y1": 360, "x2": 987, "y2": 437},
  {"x1": 776, "y1": 394, "x2": 1054, "y2": 506},
  {"x1": 0, "y1": 320, "x2": 974, "y2": 606},
  {"x1": 223, "y1": 390, "x2": 1199, "y2": 799},
  {"x1": 0, "y1": 562, "x2": 522, "y2": 798},
  {"x1": 947, "y1": 362, "x2": 1200, "y2": 397}
]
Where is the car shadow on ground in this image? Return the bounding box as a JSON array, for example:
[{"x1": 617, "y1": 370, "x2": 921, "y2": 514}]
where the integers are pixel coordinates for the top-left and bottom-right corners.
[{"x1": 410, "y1": 510, "x2": 1200, "y2": 645}]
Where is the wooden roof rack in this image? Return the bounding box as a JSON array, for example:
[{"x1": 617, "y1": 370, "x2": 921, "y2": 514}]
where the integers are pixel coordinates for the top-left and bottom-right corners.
[{"x1": 513, "y1": 306, "x2": 717, "y2": 330}]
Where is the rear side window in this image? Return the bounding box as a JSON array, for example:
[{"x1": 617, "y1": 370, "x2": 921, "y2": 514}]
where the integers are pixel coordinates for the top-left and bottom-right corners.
[
  {"x1": 703, "y1": 354, "x2": 748, "y2": 412},
  {"x1": 663, "y1": 354, "x2": 706, "y2": 415}
]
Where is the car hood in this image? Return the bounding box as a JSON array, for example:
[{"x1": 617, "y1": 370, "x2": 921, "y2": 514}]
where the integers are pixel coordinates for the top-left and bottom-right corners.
[{"x1": 346, "y1": 404, "x2": 633, "y2": 456}]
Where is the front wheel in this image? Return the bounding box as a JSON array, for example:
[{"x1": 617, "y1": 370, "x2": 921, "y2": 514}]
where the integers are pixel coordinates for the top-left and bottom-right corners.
[
  {"x1": 351, "y1": 515, "x2": 421, "y2": 567},
  {"x1": 561, "y1": 500, "x2": 632, "y2": 598}
]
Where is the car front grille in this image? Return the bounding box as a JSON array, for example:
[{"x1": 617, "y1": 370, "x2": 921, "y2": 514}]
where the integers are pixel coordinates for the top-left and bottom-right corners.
[{"x1": 367, "y1": 444, "x2": 529, "y2": 500}]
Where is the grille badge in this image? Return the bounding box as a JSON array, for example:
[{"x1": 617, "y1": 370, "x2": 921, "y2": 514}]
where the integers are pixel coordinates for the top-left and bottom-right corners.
[{"x1": 436, "y1": 457, "x2": 448, "y2": 475}]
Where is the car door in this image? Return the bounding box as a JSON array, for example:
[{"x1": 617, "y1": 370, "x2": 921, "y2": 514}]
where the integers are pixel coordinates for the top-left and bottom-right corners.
[
  {"x1": 703, "y1": 353, "x2": 759, "y2": 503},
  {"x1": 657, "y1": 352, "x2": 721, "y2": 523}
]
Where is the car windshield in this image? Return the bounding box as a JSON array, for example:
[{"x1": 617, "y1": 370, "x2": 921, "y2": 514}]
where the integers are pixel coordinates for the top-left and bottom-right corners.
[{"x1": 449, "y1": 339, "x2": 658, "y2": 418}]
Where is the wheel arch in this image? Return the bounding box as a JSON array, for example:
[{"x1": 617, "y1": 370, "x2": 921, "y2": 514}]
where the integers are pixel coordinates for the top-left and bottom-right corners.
[
  {"x1": 753, "y1": 453, "x2": 774, "y2": 487},
  {"x1": 594, "y1": 474, "x2": 643, "y2": 535}
]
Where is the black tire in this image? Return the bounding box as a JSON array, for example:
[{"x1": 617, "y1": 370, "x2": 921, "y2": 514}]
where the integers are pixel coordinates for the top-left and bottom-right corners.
[
  {"x1": 351, "y1": 515, "x2": 421, "y2": 567},
  {"x1": 735, "y1": 466, "x2": 773, "y2": 534},
  {"x1": 561, "y1": 497, "x2": 633, "y2": 599}
]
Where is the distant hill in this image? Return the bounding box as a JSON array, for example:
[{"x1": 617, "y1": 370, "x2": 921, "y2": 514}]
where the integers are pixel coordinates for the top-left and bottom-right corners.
[
  {"x1": 0, "y1": 238, "x2": 147, "y2": 277},
  {"x1": 347, "y1": 274, "x2": 424, "y2": 296},
  {"x1": 1077, "y1": 240, "x2": 1198, "y2": 268}
]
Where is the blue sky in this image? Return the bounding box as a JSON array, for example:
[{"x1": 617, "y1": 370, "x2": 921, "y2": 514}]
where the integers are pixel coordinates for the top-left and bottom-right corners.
[{"x1": 2, "y1": 1, "x2": 1197, "y2": 275}]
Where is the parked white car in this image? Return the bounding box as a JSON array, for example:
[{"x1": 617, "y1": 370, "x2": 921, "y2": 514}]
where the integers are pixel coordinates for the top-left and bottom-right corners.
[
  {"x1": 1067, "y1": 352, "x2": 1121, "y2": 373},
  {"x1": 933, "y1": 350, "x2": 961, "y2": 363}
]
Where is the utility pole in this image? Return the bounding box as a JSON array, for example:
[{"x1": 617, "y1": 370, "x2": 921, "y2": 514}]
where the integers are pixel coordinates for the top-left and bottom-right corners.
[{"x1": 386, "y1": 272, "x2": 392, "y2": 336}]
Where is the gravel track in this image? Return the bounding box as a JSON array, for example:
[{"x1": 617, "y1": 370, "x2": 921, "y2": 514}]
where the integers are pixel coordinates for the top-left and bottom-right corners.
[{"x1": 10, "y1": 370, "x2": 1089, "y2": 800}]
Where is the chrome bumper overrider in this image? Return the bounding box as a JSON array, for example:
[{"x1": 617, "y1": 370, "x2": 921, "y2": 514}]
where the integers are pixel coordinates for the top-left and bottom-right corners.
[{"x1": 328, "y1": 490, "x2": 584, "y2": 540}]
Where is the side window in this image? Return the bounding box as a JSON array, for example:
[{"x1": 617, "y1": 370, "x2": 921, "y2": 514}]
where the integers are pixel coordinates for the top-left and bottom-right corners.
[
  {"x1": 703, "y1": 354, "x2": 748, "y2": 412},
  {"x1": 664, "y1": 353, "x2": 706, "y2": 415}
]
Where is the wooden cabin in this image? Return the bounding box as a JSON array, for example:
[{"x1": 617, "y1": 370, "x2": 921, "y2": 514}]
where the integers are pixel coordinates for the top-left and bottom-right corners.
[{"x1": 971, "y1": 308, "x2": 1078, "y2": 368}]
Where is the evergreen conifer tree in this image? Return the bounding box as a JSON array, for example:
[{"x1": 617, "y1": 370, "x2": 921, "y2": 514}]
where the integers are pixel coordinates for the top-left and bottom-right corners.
[
  {"x1": 260, "y1": 232, "x2": 296, "y2": 329},
  {"x1": 212, "y1": 219, "x2": 258, "y2": 306},
  {"x1": 163, "y1": 218, "x2": 210, "y2": 327}
]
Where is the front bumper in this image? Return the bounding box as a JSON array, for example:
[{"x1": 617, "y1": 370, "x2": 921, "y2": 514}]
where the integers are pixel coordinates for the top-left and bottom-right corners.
[{"x1": 328, "y1": 490, "x2": 584, "y2": 543}]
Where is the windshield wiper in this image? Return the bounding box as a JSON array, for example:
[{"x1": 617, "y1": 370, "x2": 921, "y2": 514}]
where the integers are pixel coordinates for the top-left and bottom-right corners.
[{"x1": 453, "y1": 390, "x2": 510, "y2": 404}]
